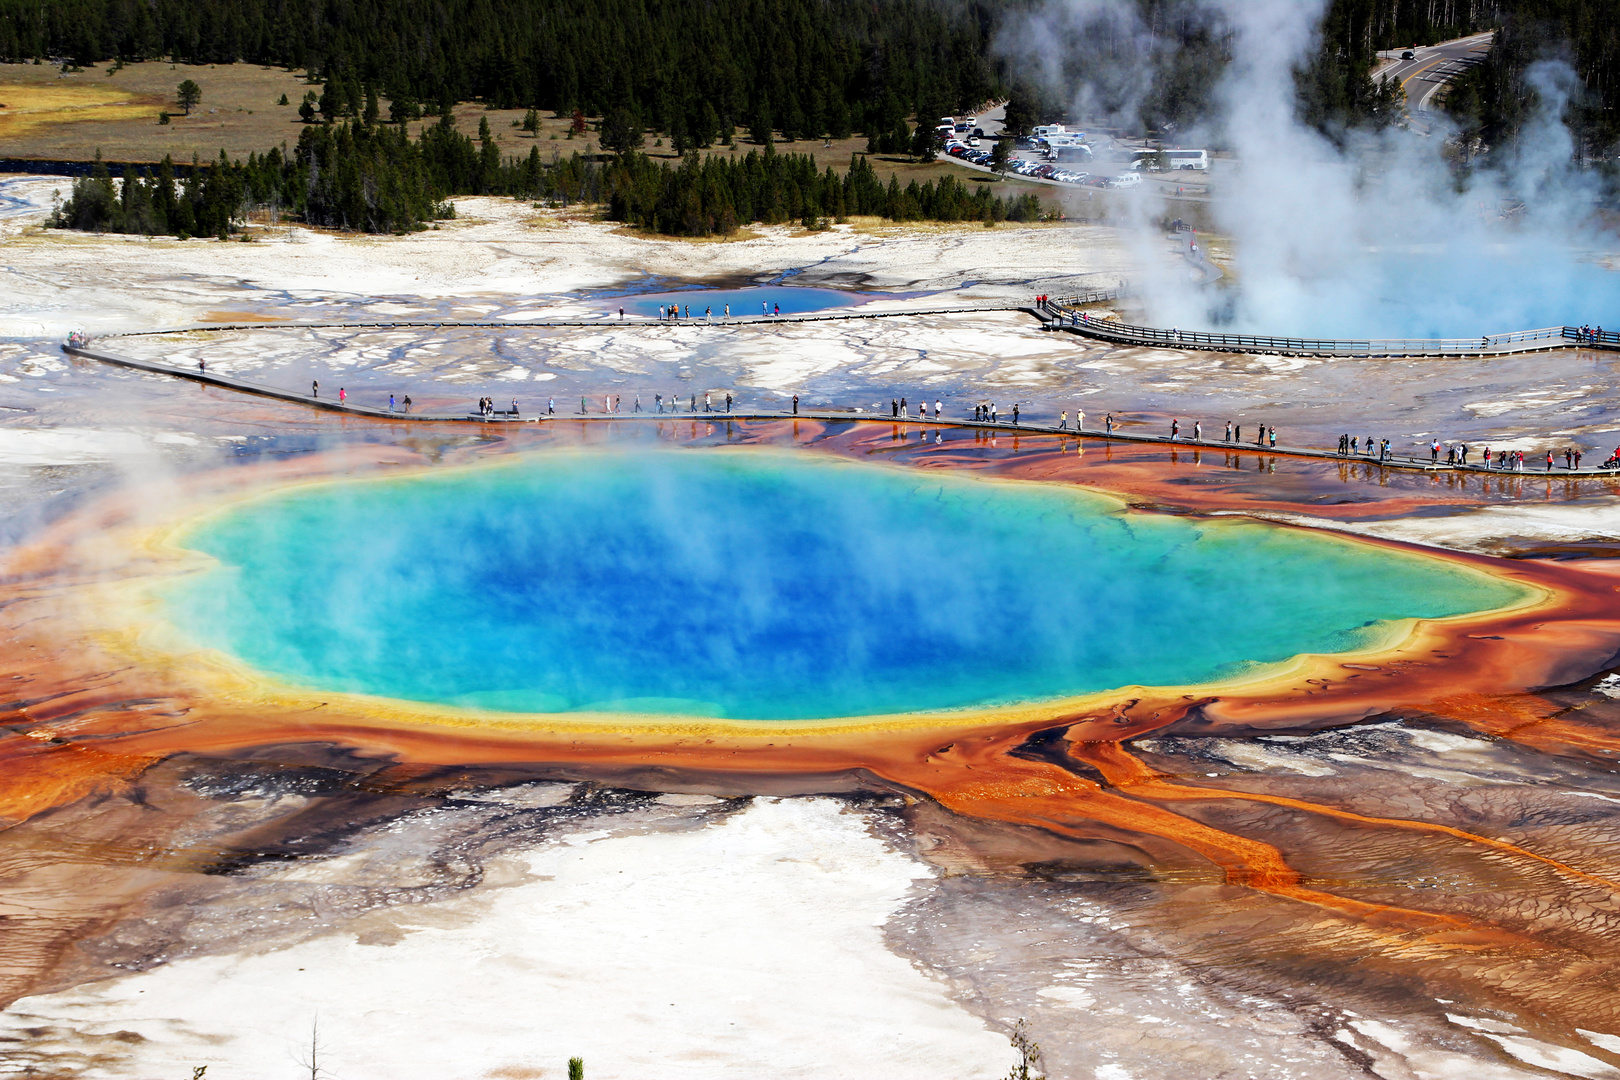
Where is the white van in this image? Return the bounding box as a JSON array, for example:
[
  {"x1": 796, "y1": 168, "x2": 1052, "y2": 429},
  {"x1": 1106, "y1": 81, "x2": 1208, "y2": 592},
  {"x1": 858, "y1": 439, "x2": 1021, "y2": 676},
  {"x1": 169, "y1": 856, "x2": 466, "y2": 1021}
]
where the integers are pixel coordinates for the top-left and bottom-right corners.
[{"x1": 1031, "y1": 124, "x2": 1068, "y2": 139}]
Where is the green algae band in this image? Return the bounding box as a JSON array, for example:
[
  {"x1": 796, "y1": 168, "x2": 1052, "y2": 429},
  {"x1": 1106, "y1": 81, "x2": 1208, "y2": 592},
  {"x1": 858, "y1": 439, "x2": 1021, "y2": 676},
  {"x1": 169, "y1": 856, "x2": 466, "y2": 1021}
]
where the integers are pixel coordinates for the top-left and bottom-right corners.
[{"x1": 165, "y1": 451, "x2": 1528, "y2": 721}]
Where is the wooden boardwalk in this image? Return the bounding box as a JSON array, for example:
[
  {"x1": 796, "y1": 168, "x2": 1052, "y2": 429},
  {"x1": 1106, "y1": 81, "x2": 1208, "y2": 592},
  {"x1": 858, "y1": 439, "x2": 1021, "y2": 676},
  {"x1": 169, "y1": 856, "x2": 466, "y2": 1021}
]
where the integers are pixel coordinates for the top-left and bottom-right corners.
[
  {"x1": 99, "y1": 303, "x2": 1029, "y2": 340},
  {"x1": 61, "y1": 341, "x2": 1620, "y2": 478}
]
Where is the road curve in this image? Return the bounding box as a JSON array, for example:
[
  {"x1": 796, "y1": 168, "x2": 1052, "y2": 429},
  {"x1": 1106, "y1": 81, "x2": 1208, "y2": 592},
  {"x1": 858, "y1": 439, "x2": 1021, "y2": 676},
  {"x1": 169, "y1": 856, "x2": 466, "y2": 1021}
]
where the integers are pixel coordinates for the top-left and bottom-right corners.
[{"x1": 1376, "y1": 31, "x2": 1495, "y2": 132}]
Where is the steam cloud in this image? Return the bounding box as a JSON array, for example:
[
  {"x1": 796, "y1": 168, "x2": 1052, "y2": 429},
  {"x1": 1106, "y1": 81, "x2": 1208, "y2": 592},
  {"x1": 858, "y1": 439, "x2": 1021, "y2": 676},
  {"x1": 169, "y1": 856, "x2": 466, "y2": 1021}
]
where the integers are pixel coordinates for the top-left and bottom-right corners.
[{"x1": 1001, "y1": 0, "x2": 1620, "y2": 338}]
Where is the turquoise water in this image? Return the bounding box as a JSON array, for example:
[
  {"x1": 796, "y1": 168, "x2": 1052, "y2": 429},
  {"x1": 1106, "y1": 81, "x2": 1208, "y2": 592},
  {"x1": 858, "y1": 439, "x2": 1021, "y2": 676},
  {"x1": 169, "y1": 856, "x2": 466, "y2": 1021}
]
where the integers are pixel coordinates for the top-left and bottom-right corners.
[
  {"x1": 164, "y1": 452, "x2": 1527, "y2": 720},
  {"x1": 614, "y1": 286, "x2": 860, "y2": 318}
]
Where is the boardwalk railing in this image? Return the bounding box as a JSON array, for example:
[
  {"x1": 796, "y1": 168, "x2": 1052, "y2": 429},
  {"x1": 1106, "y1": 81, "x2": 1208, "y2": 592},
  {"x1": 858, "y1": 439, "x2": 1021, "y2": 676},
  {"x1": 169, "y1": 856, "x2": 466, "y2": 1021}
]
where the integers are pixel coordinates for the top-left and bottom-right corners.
[{"x1": 1043, "y1": 303, "x2": 1620, "y2": 357}]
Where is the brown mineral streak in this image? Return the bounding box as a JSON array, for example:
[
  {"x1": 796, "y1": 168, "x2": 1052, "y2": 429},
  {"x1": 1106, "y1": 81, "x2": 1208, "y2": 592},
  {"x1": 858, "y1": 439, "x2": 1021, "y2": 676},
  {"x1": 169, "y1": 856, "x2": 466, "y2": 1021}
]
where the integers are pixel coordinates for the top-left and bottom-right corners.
[{"x1": 5, "y1": 421, "x2": 1620, "y2": 1011}]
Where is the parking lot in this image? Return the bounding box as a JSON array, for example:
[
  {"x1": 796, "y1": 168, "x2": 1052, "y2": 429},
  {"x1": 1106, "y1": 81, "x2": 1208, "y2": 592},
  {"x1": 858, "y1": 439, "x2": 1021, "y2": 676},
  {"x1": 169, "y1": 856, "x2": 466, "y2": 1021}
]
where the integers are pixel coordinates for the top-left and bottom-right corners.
[{"x1": 934, "y1": 105, "x2": 1214, "y2": 197}]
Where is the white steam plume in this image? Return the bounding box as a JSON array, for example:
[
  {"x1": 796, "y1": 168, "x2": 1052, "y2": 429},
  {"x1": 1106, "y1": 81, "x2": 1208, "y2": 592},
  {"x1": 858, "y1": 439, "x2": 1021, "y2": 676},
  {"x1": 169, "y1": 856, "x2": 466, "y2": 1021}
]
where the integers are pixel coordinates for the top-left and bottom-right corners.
[{"x1": 1001, "y1": 0, "x2": 1620, "y2": 339}]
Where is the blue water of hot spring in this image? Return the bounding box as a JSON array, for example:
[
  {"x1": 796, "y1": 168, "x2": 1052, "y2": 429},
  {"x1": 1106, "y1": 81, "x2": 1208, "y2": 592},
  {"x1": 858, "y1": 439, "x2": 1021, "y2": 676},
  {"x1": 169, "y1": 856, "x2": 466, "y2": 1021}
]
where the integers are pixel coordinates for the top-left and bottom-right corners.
[{"x1": 162, "y1": 451, "x2": 1527, "y2": 720}]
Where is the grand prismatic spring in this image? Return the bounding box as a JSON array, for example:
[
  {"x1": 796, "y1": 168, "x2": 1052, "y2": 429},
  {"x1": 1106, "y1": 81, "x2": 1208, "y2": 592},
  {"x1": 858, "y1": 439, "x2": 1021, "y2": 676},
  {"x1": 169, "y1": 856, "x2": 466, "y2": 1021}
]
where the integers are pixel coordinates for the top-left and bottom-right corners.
[{"x1": 9, "y1": 399, "x2": 1620, "y2": 1077}]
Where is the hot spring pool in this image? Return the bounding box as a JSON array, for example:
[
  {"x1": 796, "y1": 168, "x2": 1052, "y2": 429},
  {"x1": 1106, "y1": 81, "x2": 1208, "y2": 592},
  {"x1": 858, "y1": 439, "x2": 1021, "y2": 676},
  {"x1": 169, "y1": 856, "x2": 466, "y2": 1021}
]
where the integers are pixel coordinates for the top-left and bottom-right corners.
[
  {"x1": 163, "y1": 452, "x2": 1528, "y2": 720},
  {"x1": 611, "y1": 285, "x2": 862, "y2": 319}
]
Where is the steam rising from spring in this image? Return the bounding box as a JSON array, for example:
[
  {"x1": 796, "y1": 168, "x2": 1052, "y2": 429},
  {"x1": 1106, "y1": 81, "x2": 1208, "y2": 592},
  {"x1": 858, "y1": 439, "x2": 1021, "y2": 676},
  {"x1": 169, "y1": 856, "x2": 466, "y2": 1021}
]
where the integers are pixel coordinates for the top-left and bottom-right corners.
[{"x1": 1002, "y1": 0, "x2": 1620, "y2": 338}]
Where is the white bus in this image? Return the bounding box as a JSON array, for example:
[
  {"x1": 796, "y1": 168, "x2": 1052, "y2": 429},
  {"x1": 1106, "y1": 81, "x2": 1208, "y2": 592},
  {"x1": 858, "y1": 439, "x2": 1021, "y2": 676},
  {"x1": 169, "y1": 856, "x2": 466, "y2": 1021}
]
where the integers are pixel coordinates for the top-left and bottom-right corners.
[{"x1": 1131, "y1": 148, "x2": 1209, "y2": 171}]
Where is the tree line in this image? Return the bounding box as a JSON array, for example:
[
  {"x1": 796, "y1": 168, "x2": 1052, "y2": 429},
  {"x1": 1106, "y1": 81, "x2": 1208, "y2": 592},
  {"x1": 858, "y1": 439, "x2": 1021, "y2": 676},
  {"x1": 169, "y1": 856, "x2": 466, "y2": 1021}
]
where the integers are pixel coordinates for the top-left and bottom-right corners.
[
  {"x1": 607, "y1": 151, "x2": 1044, "y2": 235},
  {"x1": 52, "y1": 115, "x2": 1047, "y2": 238}
]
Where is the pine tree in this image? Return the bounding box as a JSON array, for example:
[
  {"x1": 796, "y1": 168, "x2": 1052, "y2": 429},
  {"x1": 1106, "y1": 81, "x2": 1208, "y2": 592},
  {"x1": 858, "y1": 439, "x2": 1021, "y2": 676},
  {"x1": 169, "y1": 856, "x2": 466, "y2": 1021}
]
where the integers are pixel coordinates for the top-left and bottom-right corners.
[{"x1": 177, "y1": 78, "x2": 202, "y2": 115}]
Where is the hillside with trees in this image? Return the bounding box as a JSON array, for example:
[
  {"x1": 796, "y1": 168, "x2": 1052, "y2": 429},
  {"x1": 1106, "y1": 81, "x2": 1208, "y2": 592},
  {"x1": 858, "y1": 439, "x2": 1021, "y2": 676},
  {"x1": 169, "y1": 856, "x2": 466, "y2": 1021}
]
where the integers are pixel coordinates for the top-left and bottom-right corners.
[
  {"x1": 1442, "y1": 0, "x2": 1619, "y2": 158},
  {"x1": 0, "y1": 0, "x2": 1002, "y2": 143}
]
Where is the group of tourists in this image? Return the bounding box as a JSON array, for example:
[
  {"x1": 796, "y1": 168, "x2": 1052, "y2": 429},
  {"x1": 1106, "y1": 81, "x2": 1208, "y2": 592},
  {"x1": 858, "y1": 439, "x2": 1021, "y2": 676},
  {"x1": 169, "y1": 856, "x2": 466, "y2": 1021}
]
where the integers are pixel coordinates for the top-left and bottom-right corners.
[
  {"x1": 970, "y1": 402, "x2": 1020, "y2": 425},
  {"x1": 660, "y1": 304, "x2": 729, "y2": 323},
  {"x1": 1336, "y1": 435, "x2": 1598, "y2": 472},
  {"x1": 1578, "y1": 324, "x2": 1607, "y2": 345},
  {"x1": 590, "y1": 391, "x2": 737, "y2": 414},
  {"x1": 476, "y1": 397, "x2": 516, "y2": 418},
  {"x1": 655, "y1": 301, "x2": 783, "y2": 322},
  {"x1": 1164, "y1": 419, "x2": 1277, "y2": 446},
  {"x1": 1340, "y1": 434, "x2": 1392, "y2": 461},
  {"x1": 892, "y1": 397, "x2": 944, "y2": 420}
]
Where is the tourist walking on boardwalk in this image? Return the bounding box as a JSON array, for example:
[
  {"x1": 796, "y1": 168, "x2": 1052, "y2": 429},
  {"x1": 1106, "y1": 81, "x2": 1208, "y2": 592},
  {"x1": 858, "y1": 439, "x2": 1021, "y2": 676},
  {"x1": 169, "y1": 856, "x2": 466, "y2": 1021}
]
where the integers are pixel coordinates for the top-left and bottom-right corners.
[
  {"x1": 619, "y1": 306, "x2": 625, "y2": 320},
  {"x1": 389, "y1": 394, "x2": 395, "y2": 412},
  {"x1": 991, "y1": 403, "x2": 998, "y2": 423},
  {"x1": 900, "y1": 397, "x2": 908, "y2": 418},
  {"x1": 1105, "y1": 413, "x2": 1113, "y2": 434},
  {"x1": 655, "y1": 393, "x2": 663, "y2": 413},
  {"x1": 548, "y1": 397, "x2": 555, "y2": 415},
  {"x1": 725, "y1": 304, "x2": 730, "y2": 320},
  {"x1": 725, "y1": 393, "x2": 732, "y2": 413},
  {"x1": 339, "y1": 387, "x2": 346, "y2": 404},
  {"x1": 312, "y1": 380, "x2": 319, "y2": 397},
  {"x1": 892, "y1": 399, "x2": 899, "y2": 417},
  {"x1": 1194, "y1": 420, "x2": 1201, "y2": 441},
  {"x1": 634, "y1": 396, "x2": 643, "y2": 412},
  {"x1": 1059, "y1": 410, "x2": 1068, "y2": 430},
  {"x1": 705, "y1": 392, "x2": 712, "y2": 412},
  {"x1": 1076, "y1": 409, "x2": 1084, "y2": 431},
  {"x1": 763, "y1": 302, "x2": 768, "y2": 317},
  {"x1": 1268, "y1": 427, "x2": 1276, "y2": 447},
  {"x1": 1171, "y1": 419, "x2": 1180, "y2": 440},
  {"x1": 1012, "y1": 404, "x2": 1020, "y2": 426},
  {"x1": 705, "y1": 307, "x2": 712, "y2": 323},
  {"x1": 774, "y1": 303, "x2": 781, "y2": 317},
  {"x1": 1431, "y1": 439, "x2": 1440, "y2": 462},
  {"x1": 1230, "y1": 422, "x2": 1237, "y2": 443},
  {"x1": 403, "y1": 396, "x2": 411, "y2": 413},
  {"x1": 937, "y1": 400, "x2": 943, "y2": 421},
  {"x1": 1576, "y1": 450, "x2": 1583, "y2": 468},
  {"x1": 793, "y1": 394, "x2": 799, "y2": 415},
  {"x1": 1547, "y1": 450, "x2": 1555, "y2": 472}
]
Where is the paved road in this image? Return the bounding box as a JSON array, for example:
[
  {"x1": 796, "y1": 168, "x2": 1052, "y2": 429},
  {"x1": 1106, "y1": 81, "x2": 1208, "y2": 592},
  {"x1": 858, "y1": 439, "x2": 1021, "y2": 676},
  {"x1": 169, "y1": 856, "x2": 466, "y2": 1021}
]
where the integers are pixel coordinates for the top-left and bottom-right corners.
[{"x1": 1376, "y1": 31, "x2": 1495, "y2": 132}]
